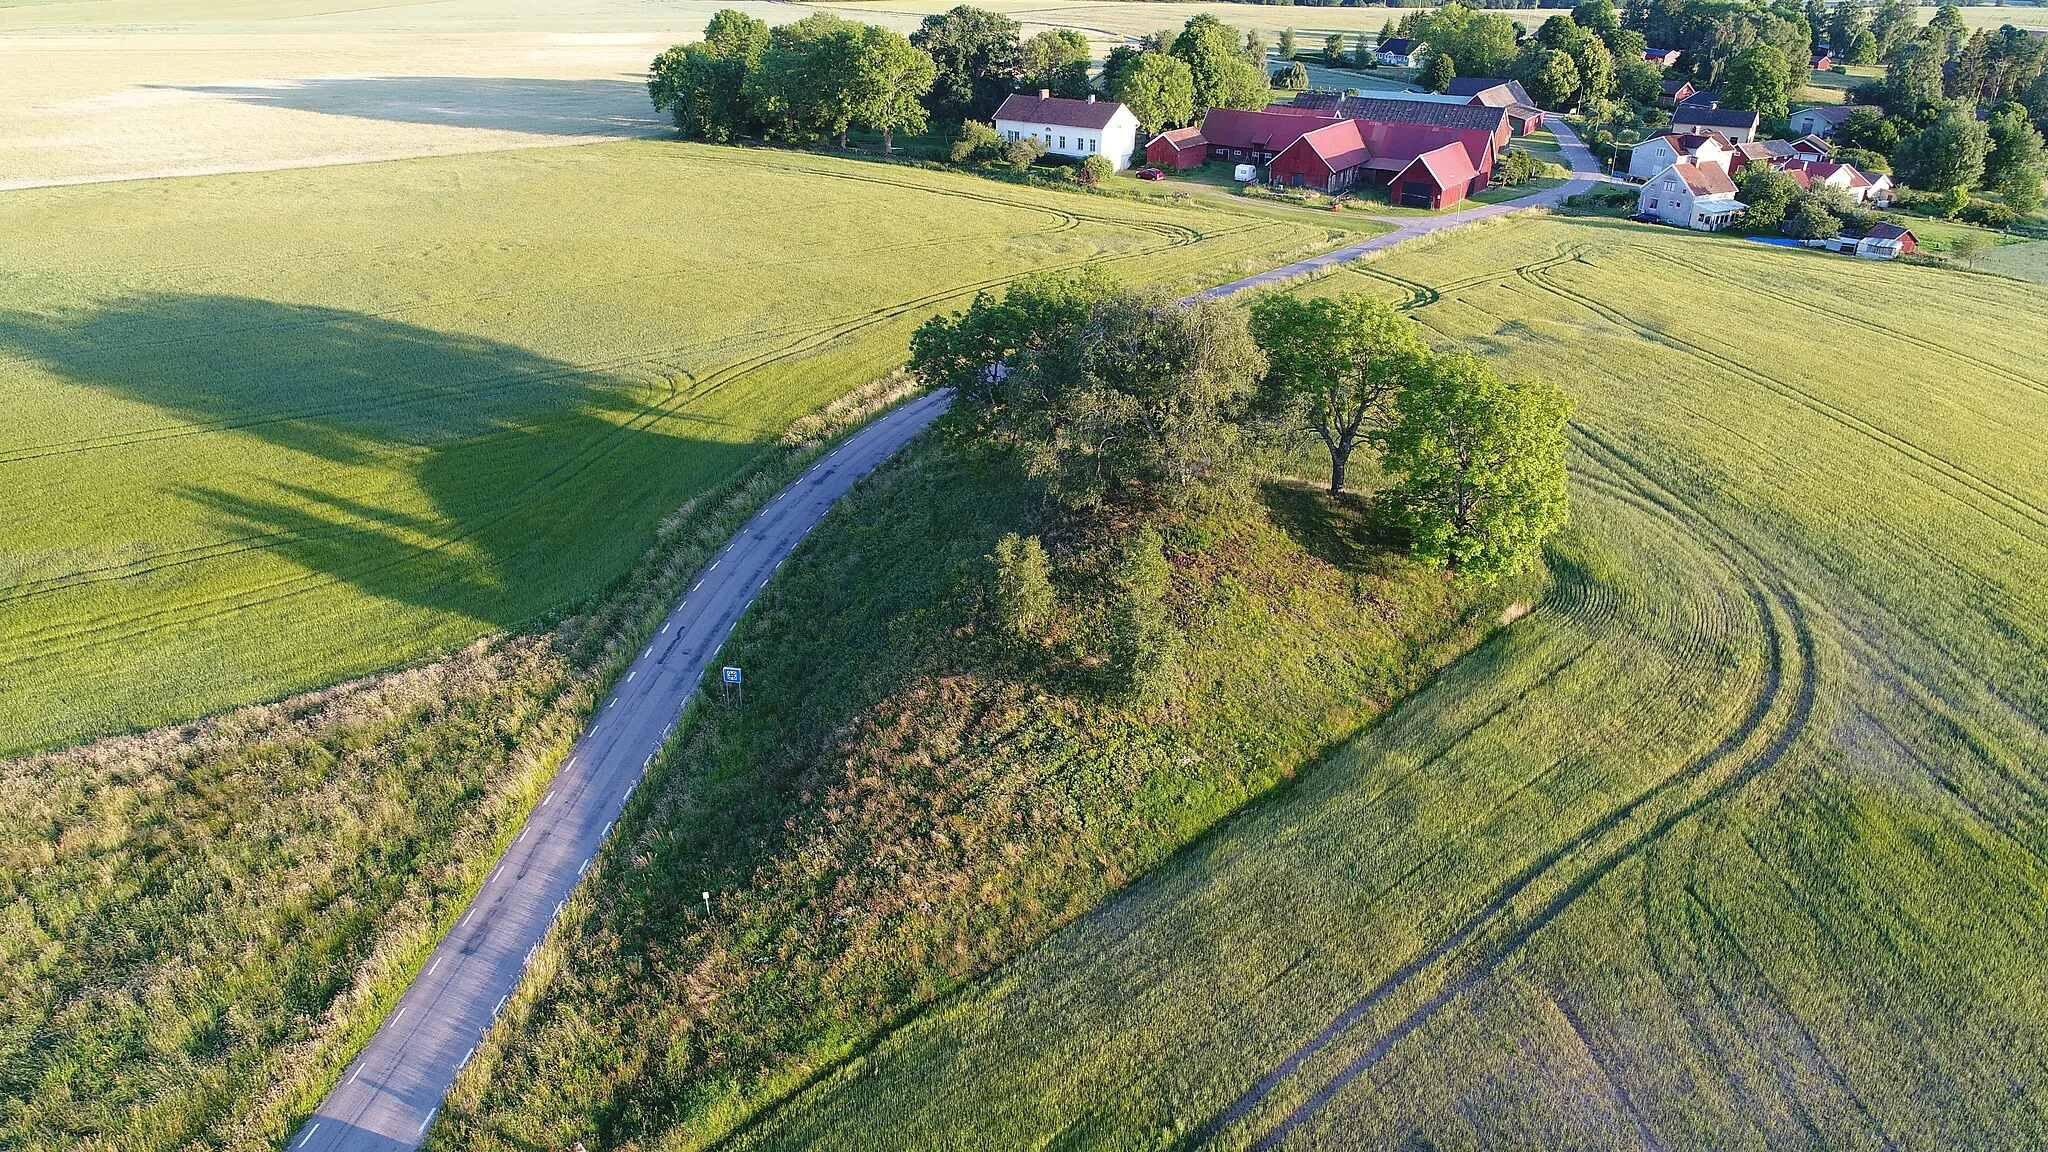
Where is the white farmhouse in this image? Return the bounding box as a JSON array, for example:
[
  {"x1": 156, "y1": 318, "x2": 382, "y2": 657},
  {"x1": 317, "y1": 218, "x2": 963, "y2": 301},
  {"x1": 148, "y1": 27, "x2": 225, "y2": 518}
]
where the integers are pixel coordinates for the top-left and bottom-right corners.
[
  {"x1": 1627, "y1": 130, "x2": 1734, "y2": 182},
  {"x1": 1638, "y1": 161, "x2": 1746, "y2": 230},
  {"x1": 994, "y1": 91, "x2": 1141, "y2": 170}
]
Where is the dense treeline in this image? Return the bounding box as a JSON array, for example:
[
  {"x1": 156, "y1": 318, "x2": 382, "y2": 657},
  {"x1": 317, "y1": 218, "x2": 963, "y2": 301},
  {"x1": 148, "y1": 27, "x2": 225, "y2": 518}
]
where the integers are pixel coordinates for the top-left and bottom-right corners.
[
  {"x1": 649, "y1": 6, "x2": 1272, "y2": 155},
  {"x1": 911, "y1": 271, "x2": 1571, "y2": 585}
]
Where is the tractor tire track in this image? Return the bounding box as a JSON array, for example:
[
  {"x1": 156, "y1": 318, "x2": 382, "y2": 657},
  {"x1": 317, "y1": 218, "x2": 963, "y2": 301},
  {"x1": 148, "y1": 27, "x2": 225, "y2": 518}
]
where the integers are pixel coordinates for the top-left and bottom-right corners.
[
  {"x1": 1521, "y1": 260, "x2": 2048, "y2": 538},
  {"x1": 1199, "y1": 425, "x2": 1815, "y2": 1151}
]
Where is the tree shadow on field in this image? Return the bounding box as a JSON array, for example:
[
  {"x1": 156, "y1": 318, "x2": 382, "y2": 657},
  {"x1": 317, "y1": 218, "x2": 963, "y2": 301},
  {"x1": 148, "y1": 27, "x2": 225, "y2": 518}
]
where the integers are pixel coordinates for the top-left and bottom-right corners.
[
  {"x1": 1258, "y1": 479, "x2": 1405, "y2": 575},
  {"x1": 0, "y1": 294, "x2": 755, "y2": 628},
  {"x1": 162, "y1": 76, "x2": 667, "y2": 137}
]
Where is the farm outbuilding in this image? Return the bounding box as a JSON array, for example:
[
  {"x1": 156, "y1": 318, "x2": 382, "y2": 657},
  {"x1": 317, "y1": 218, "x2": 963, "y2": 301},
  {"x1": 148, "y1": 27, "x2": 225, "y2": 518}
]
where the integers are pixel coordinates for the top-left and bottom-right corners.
[{"x1": 1145, "y1": 126, "x2": 1208, "y2": 170}]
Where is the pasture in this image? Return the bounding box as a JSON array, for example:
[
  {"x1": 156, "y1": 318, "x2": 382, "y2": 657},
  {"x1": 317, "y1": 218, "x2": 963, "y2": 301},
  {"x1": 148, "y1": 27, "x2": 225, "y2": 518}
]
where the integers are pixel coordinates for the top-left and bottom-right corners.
[
  {"x1": 0, "y1": 140, "x2": 1350, "y2": 757},
  {"x1": 726, "y1": 216, "x2": 2048, "y2": 1149}
]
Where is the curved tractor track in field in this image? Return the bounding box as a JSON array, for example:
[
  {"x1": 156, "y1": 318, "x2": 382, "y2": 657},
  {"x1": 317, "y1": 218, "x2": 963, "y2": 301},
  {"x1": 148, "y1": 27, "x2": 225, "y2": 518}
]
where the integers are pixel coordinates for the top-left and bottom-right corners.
[
  {"x1": 1196, "y1": 406, "x2": 1821, "y2": 1151},
  {"x1": 0, "y1": 195, "x2": 1307, "y2": 675}
]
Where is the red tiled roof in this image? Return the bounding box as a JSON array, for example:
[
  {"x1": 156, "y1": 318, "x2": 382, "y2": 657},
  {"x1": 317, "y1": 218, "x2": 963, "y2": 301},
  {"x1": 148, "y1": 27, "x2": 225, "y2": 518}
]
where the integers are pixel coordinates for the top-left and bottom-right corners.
[
  {"x1": 1294, "y1": 119, "x2": 1374, "y2": 171},
  {"x1": 1152, "y1": 126, "x2": 1207, "y2": 147},
  {"x1": 1396, "y1": 140, "x2": 1480, "y2": 190},
  {"x1": 993, "y1": 93, "x2": 1128, "y2": 129},
  {"x1": 1674, "y1": 160, "x2": 1738, "y2": 196},
  {"x1": 1197, "y1": 107, "x2": 1336, "y2": 153}
]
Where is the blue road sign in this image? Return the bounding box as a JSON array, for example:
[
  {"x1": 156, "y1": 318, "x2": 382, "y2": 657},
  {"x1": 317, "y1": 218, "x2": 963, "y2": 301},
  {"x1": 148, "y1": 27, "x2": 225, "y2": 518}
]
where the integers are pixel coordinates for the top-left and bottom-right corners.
[{"x1": 722, "y1": 666, "x2": 743, "y2": 685}]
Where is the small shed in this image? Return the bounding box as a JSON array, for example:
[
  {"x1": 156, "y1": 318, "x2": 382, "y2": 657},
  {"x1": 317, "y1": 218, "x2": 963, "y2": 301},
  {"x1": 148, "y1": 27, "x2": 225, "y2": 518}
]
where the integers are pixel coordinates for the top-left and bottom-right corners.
[
  {"x1": 1146, "y1": 126, "x2": 1208, "y2": 170},
  {"x1": 1858, "y1": 222, "x2": 1918, "y2": 259}
]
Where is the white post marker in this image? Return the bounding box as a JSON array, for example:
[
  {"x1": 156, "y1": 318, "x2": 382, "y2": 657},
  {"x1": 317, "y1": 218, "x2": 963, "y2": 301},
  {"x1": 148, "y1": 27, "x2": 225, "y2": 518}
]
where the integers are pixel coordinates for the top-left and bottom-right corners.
[{"x1": 702, "y1": 891, "x2": 712, "y2": 916}]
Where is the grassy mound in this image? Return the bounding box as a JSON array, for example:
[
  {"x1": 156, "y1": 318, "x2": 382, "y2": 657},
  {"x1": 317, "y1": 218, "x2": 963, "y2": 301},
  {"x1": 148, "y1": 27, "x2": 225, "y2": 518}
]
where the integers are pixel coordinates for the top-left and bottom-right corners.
[{"x1": 432, "y1": 426, "x2": 1533, "y2": 1150}]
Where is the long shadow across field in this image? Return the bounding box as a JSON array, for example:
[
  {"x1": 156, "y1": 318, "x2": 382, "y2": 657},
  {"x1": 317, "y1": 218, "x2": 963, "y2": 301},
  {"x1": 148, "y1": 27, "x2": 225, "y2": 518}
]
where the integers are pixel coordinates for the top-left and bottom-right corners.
[
  {"x1": 165, "y1": 76, "x2": 666, "y2": 137},
  {"x1": 0, "y1": 293, "x2": 752, "y2": 699}
]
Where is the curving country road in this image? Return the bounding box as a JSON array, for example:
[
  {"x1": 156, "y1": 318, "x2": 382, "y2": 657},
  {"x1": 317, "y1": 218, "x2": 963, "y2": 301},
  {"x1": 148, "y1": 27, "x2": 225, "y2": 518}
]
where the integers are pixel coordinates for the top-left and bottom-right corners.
[
  {"x1": 290, "y1": 388, "x2": 952, "y2": 1152},
  {"x1": 291, "y1": 116, "x2": 1606, "y2": 1152}
]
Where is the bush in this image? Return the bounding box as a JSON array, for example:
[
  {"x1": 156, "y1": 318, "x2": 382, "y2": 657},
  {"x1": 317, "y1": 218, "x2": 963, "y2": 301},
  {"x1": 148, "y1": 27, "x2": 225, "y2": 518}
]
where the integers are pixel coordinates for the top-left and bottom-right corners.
[
  {"x1": 1107, "y1": 528, "x2": 1182, "y2": 703},
  {"x1": 1959, "y1": 199, "x2": 2018, "y2": 228},
  {"x1": 1785, "y1": 198, "x2": 1842, "y2": 239},
  {"x1": 951, "y1": 120, "x2": 1006, "y2": 166},
  {"x1": 1939, "y1": 184, "x2": 1972, "y2": 218},
  {"x1": 1003, "y1": 136, "x2": 1047, "y2": 173},
  {"x1": 1074, "y1": 154, "x2": 1115, "y2": 186},
  {"x1": 1494, "y1": 147, "x2": 1540, "y2": 186},
  {"x1": 988, "y1": 532, "x2": 1055, "y2": 641}
]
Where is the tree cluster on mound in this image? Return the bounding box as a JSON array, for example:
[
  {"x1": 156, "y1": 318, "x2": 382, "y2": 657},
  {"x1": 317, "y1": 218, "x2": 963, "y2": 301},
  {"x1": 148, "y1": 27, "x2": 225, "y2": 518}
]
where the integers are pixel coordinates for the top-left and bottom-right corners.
[{"x1": 911, "y1": 270, "x2": 1572, "y2": 588}]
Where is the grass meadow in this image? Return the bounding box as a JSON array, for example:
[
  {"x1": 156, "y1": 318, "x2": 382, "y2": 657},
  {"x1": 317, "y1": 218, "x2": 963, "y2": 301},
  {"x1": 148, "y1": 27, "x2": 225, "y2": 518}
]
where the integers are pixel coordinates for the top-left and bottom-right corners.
[
  {"x1": 714, "y1": 216, "x2": 2048, "y2": 1149},
  {"x1": 0, "y1": 139, "x2": 1350, "y2": 759}
]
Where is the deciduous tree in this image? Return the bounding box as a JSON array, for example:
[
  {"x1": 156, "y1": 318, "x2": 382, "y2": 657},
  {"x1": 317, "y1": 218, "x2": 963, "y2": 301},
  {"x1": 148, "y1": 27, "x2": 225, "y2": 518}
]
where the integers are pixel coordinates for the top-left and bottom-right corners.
[
  {"x1": 912, "y1": 5, "x2": 1022, "y2": 124},
  {"x1": 1173, "y1": 14, "x2": 1271, "y2": 111},
  {"x1": 648, "y1": 10, "x2": 770, "y2": 141},
  {"x1": 1896, "y1": 101, "x2": 1991, "y2": 192},
  {"x1": 1722, "y1": 44, "x2": 1791, "y2": 128},
  {"x1": 1375, "y1": 353, "x2": 1571, "y2": 582},
  {"x1": 853, "y1": 25, "x2": 937, "y2": 152},
  {"x1": 1248, "y1": 292, "x2": 1428, "y2": 496},
  {"x1": 1107, "y1": 51, "x2": 1196, "y2": 135},
  {"x1": 1021, "y1": 28, "x2": 1092, "y2": 99}
]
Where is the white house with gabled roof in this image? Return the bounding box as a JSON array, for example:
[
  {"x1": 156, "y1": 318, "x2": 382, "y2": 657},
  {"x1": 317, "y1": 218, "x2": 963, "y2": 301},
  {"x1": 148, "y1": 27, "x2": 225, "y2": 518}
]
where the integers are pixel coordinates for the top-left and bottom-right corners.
[{"x1": 994, "y1": 91, "x2": 1141, "y2": 170}]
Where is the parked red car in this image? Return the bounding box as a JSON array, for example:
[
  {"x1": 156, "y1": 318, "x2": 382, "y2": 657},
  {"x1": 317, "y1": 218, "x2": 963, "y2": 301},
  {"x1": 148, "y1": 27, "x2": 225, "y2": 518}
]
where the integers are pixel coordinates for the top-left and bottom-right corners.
[{"x1": 1134, "y1": 167, "x2": 1167, "y2": 181}]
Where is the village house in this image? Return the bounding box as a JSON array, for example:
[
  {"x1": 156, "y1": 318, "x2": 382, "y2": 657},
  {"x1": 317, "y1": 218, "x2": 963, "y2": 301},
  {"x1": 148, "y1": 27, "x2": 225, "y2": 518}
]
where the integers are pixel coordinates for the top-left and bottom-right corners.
[
  {"x1": 1186, "y1": 105, "x2": 1335, "y2": 167},
  {"x1": 1375, "y1": 37, "x2": 1423, "y2": 67},
  {"x1": 1789, "y1": 105, "x2": 1878, "y2": 138},
  {"x1": 1658, "y1": 78, "x2": 1697, "y2": 108},
  {"x1": 1810, "y1": 50, "x2": 1834, "y2": 70},
  {"x1": 1628, "y1": 129, "x2": 1735, "y2": 181},
  {"x1": 1671, "y1": 103, "x2": 1761, "y2": 143},
  {"x1": 1729, "y1": 138, "x2": 1800, "y2": 171},
  {"x1": 1643, "y1": 47, "x2": 1682, "y2": 67},
  {"x1": 1789, "y1": 134, "x2": 1833, "y2": 161},
  {"x1": 1444, "y1": 78, "x2": 1546, "y2": 134},
  {"x1": 993, "y1": 91, "x2": 1140, "y2": 170},
  {"x1": 1857, "y1": 221, "x2": 1917, "y2": 258},
  {"x1": 1638, "y1": 160, "x2": 1746, "y2": 230}
]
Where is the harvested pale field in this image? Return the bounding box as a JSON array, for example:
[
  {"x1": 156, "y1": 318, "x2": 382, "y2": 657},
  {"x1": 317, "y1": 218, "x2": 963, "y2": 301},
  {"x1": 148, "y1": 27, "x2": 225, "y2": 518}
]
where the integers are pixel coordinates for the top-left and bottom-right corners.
[
  {"x1": 0, "y1": 0, "x2": 898, "y2": 187},
  {"x1": 728, "y1": 216, "x2": 2048, "y2": 1150},
  {"x1": 0, "y1": 140, "x2": 1353, "y2": 757}
]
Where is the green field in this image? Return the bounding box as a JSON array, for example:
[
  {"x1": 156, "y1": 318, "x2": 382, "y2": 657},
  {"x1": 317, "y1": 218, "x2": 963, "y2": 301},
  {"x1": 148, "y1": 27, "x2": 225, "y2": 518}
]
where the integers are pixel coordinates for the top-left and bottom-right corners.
[
  {"x1": 718, "y1": 217, "x2": 2048, "y2": 1148},
  {"x1": 0, "y1": 141, "x2": 1350, "y2": 758}
]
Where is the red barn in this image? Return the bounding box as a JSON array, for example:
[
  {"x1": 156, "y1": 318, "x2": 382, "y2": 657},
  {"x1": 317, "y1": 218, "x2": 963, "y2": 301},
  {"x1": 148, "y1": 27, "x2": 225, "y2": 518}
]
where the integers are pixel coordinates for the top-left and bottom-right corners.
[
  {"x1": 1146, "y1": 126, "x2": 1208, "y2": 170},
  {"x1": 1390, "y1": 141, "x2": 1484, "y2": 208},
  {"x1": 1266, "y1": 100, "x2": 1503, "y2": 204},
  {"x1": 1193, "y1": 106, "x2": 1338, "y2": 166}
]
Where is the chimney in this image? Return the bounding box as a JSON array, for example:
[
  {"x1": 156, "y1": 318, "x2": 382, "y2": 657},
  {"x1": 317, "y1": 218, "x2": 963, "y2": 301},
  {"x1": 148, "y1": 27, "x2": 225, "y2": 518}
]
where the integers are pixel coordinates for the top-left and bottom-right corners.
[
  {"x1": 1038, "y1": 88, "x2": 1050, "y2": 99},
  {"x1": 1086, "y1": 93, "x2": 1097, "y2": 103}
]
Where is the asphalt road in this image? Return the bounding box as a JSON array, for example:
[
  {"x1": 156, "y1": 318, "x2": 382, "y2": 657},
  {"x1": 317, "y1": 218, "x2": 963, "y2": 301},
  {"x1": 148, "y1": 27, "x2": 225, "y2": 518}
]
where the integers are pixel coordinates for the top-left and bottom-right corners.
[
  {"x1": 291, "y1": 119, "x2": 1607, "y2": 1151},
  {"x1": 1201, "y1": 119, "x2": 1608, "y2": 299},
  {"x1": 290, "y1": 387, "x2": 953, "y2": 1152}
]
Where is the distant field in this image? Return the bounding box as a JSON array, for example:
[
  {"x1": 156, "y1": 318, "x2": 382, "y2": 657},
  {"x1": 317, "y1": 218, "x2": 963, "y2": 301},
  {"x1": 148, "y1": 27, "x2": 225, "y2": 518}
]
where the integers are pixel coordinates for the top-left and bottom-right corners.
[
  {"x1": 731, "y1": 217, "x2": 2048, "y2": 1148},
  {"x1": 0, "y1": 142, "x2": 1348, "y2": 757},
  {"x1": 1979, "y1": 238, "x2": 2048, "y2": 283}
]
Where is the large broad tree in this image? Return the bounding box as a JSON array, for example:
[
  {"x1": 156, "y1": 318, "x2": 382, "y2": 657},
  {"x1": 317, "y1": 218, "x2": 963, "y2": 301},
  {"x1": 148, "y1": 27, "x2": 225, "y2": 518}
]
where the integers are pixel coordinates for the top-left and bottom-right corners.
[
  {"x1": 910, "y1": 271, "x2": 1264, "y2": 509},
  {"x1": 1514, "y1": 45, "x2": 1581, "y2": 110},
  {"x1": 911, "y1": 5, "x2": 1023, "y2": 124},
  {"x1": 1107, "y1": 50, "x2": 1196, "y2": 135},
  {"x1": 745, "y1": 13, "x2": 867, "y2": 145},
  {"x1": 1896, "y1": 101, "x2": 1992, "y2": 193},
  {"x1": 1985, "y1": 102, "x2": 2047, "y2": 214},
  {"x1": 1248, "y1": 293, "x2": 1428, "y2": 497},
  {"x1": 1021, "y1": 28, "x2": 1092, "y2": 99},
  {"x1": 1171, "y1": 14, "x2": 1269, "y2": 112},
  {"x1": 1736, "y1": 164, "x2": 1800, "y2": 230},
  {"x1": 853, "y1": 25, "x2": 937, "y2": 152},
  {"x1": 647, "y1": 9, "x2": 770, "y2": 141},
  {"x1": 1375, "y1": 352, "x2": 1572, "y2": 583},
  {"x1": 1721, "y1": 44, "x2": 1791, "y2": 127},
  {"x1": 1418, "y1": 2, "x2": 1521, "y2": 78}
]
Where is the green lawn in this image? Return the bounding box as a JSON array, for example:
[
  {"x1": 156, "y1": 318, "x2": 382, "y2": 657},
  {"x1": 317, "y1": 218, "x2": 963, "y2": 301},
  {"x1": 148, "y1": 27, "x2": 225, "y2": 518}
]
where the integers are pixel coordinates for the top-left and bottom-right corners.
[
  {"x1": 718, "y1": 217, "x2": 2048, "y2": 1149},
  {"x1": 0, "y1": 140, "x2": 1350, "y2": 758}
]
